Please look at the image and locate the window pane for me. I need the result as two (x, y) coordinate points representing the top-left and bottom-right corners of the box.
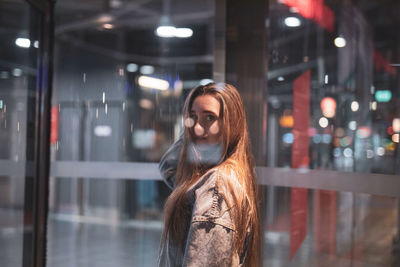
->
(48, 1), (215, 266)
(267, 0), (400, 174)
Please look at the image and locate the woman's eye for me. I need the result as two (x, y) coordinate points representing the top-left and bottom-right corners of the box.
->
(206, 115), (216, 122)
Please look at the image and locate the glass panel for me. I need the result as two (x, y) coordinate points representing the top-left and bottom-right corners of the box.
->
(0, 0), (43, 266)
(266, 0), (400, 175)
(262, 185), (399, 267)
(48, 0), (214, 266)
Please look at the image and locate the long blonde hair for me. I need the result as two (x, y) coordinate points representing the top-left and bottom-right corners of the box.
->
(163, 83), (261, 266)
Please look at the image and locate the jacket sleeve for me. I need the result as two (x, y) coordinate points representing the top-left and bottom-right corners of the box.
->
(158, 133), (183, 190)
(182, 173), (238, 267)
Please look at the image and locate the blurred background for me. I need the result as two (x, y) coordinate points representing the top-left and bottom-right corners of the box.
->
(1, 0), (399, 266)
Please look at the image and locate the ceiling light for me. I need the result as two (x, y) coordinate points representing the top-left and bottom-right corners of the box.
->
(103, 23), (114, 29)
(334, 37), (346, 48)
(140, 65), (155, 75)
(15, 38), (30, 48)
(277, 76), (285, 81)
(156, 26), (176, 38)
(284, 17), (301, 27)
(33, 40), (39, 48)
(12, 68), (22, 77)
(126, 63), (138, 72)
(138, 76), (169, 90)
(174, 28), (193, 38)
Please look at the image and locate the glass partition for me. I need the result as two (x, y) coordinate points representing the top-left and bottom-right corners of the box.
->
(0, 0), (47, 266)
(47, 0), (400, 266)
(48, 0), (214, 266)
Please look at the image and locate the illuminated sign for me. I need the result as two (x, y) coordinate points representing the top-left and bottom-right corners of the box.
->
(375, 90), (392, 102)
(281, 0), (334, 32)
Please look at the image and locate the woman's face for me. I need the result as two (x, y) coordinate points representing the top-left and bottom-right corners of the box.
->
(187, 94), (221, 145)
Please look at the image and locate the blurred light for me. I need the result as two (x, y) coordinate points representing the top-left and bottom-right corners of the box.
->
(102, 92), (105, 104)
(376, 147), (385, 156)
(138, 75), (169, 90)
(282, 132), (294, 144)
(324, 75), (328, 84)
(97, 14), (113, 23)
(348, 121), (357, 131)
(184, 117), (195, 128)
(140, 65), (155, 75)
(370, 101), (377, 110)
(335, 128), (344, 137)
(174, 28), (193, 38)
(103, 23), (114, 29)
(279, 115), (294, 128)
(0, 100), (3, 109)
(12, 68), (22, 77)
(33, 40), (39, 48)
(382, 138), (392, 147)
(200, 79), (213, 85)
(308, 127), (317, 137)
(110, 0), (122, 8)
(320, 97), (336, 118)
(319, 117), (329, 128)
(156, 26), (176, 38)
(133, 130), (155, 149)
(393, 134), (400, 143)
(387, 126), (394, 135)
(322, 134), (332, 144)
(284, 17), (301, 27)
(174, 80), (183, 91)
(343, 148), (353, 158)
(156, 26), (193, 38)
(0, 71), (9, 79)
(356, 126), (371, 139)
(375, 90), (392, 102)
(334, 37), (346, 48)
(139, 99), (154, 110)
(126, 63), (138, 72)
(277, 76), (285, 81)
(340, 136), (352, 147)
(370, 85), (375, 94)
(333, 148), (341, 157)
(105, 103), (108, 114)
(366, 150), (374, 159)
(15, 38), (30, 48)
(94, 125), (112, 137)
(313, 134), (321, 144)
(351, 101), (359, 112)
(393, 118), (400, 132)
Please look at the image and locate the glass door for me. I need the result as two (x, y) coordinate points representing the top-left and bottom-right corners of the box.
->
(0, 0), (52, 266)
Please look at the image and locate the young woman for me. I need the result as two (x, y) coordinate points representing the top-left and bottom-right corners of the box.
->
(158, 83), (260, 266)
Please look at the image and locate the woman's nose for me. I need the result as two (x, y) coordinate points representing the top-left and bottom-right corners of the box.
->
(194, 122), (205, 137)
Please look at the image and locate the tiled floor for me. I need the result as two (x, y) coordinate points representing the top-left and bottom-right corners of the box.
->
(1, 193), (400, 267)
